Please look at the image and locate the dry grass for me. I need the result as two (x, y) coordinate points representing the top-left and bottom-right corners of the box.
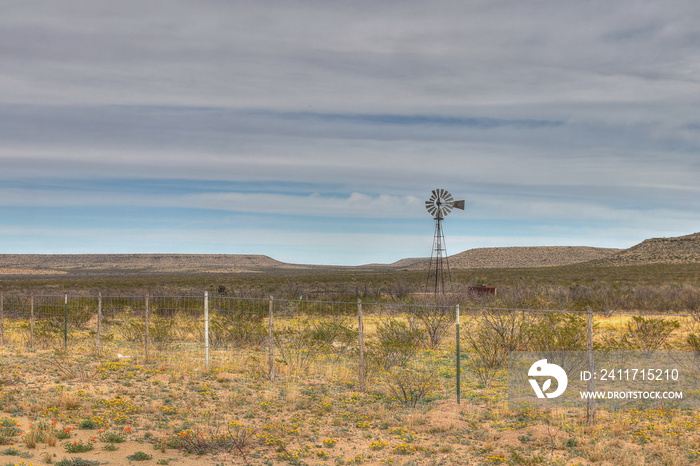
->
(0, 283), (699, 466)
(0, 308), (698, 465)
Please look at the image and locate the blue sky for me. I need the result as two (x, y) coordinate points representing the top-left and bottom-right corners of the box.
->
(1, 1), (699, 265)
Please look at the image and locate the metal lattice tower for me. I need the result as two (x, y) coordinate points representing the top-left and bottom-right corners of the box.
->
(425, 189), (465, 294)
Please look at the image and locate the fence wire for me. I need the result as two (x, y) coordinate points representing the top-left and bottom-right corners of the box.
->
(0, 292), (697, 401)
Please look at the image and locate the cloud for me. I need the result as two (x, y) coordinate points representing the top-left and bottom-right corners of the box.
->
(1, 104), (697, 194)
(2, 0), (698, 110)
(0, 184), (423, 219)
(1, 1), (699, 263)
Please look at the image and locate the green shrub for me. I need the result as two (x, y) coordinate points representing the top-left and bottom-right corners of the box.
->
(274, 323), (323, 374)
(115, 318), (145, 343)
(79, 419), (97, 430)
(384, 366), (440, 407)
(410, 303), (454, 349)
(0, 417), (21, 445)
(63, 439), (94, 453)
(149, 314), (176, 348)
(465, 309), (536, 385)
(687, 333), (700, 352)
(208, 311), (267, 348)
(98, 430), (128, 443)
(56, 458), (100, 466)
(605, 316), (680, 352)
(307, 318), (357, 358)
(370, 319), (424, 371)
(127, 451), (152, 461)
(1, 446), (22, 456)
(528, 312), (588, 352)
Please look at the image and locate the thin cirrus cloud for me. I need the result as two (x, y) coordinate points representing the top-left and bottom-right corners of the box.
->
(0, 185), (422, 220)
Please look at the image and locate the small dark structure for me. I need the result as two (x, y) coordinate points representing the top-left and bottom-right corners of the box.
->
(467, 286), (497, 297)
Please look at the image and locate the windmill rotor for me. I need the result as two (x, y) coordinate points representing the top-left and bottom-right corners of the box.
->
(425, 188), (465, 219)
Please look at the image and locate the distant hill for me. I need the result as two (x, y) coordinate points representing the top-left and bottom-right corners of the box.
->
(0, 254), (299, 275)
(406, 246), (621, 270)
(598, 232), (700, 265)
(387, 257), (427, 268)
(2, 232), (699, 275)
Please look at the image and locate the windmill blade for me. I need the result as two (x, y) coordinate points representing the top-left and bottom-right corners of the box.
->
(452, 200), (465, 210)
(425, 200), (437, 215)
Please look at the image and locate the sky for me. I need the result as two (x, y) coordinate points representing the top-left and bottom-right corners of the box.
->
(1, 0), (699, 266)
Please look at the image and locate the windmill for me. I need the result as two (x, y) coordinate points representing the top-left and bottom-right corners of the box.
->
(425, 189), (465, 294)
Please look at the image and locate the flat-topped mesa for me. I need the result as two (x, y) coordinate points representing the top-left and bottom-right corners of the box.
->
(407, 246), (621, 270)
(0, 254), (297, 275)
(599, 233), (700, 265)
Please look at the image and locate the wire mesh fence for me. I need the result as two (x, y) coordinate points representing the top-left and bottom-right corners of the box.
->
(1, 292), (697, 403)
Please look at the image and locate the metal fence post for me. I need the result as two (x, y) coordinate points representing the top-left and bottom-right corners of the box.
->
(144, 294), (150, 363)
(63, 293), (68, 350)
(358, 298), (366, 391)
(29, 295), (35, 351)
(97, 292), (102, 357)
(204, 291), (210, 371)
(0, 292), (4, 346)
(268, 296), (275, 382)
(456, 304), (461, 404)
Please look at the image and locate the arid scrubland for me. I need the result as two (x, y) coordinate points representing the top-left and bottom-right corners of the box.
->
(1, 274), (700, 465)
(0, 244), (700, 465)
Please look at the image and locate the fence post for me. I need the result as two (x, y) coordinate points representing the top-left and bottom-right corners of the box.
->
(204, 291), (210, 371)
(144, 294), (150, 363)
(357, 299), (366, 391)
(586, 306), (596, 425)
(30, 295), (35, 351)
(97, 292), (102, 357)
(63, 293), (68, 350)
(268, 296), (275, 382)
(456, 304), (461, 404)
(0, 292), (4, 346)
